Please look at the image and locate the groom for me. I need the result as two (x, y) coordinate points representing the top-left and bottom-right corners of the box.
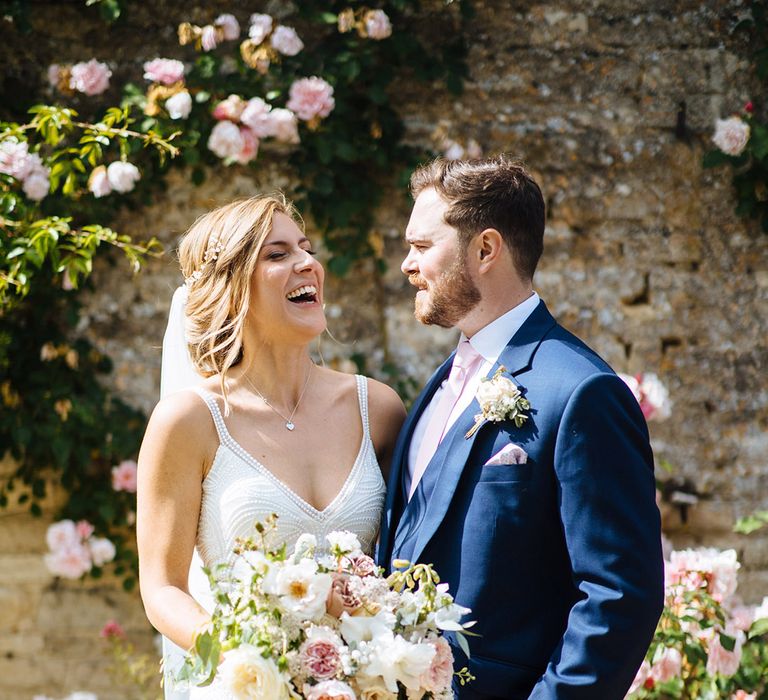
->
(378, 155), (664, 699)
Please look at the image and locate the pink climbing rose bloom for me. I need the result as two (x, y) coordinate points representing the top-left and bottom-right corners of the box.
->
(69, 59), (111, 95)
(287, 77), (335, 122)
(143, 58), (185, 85)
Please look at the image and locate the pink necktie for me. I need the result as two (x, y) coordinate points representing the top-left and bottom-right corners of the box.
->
(409, 340), (483, 499)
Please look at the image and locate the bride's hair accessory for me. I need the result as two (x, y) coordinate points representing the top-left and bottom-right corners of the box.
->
(185, 236), (223, 286)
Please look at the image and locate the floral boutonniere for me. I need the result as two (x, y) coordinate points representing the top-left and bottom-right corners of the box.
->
(465, 366), (531, 439)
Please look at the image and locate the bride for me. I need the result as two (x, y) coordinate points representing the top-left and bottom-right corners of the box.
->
(136, 194), (405, 698)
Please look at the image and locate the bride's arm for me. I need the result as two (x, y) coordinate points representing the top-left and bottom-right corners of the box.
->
(136, 391), (217, 651)
(367, 378), (407, 482)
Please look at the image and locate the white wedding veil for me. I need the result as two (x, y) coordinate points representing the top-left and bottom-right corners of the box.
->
(158, 285), (211, 699)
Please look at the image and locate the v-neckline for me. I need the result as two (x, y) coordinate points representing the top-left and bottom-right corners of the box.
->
(200, 384), (368, 518)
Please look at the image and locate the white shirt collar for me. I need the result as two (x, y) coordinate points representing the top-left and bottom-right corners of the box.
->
(462, 292), (540, 364)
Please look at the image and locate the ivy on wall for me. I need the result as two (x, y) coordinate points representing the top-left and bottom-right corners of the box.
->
(0, 1), (470, 587)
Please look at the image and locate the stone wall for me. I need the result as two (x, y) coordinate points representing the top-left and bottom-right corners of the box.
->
(1, 1), (767, 698)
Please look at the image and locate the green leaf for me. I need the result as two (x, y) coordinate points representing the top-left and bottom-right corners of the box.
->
(719, 632), (736, 652)
(734, 510), (768, 534)
(749, 616), (768, 638)
(702, 149), (731, 169)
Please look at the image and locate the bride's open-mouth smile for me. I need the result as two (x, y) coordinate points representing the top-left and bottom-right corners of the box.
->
(285, 283), (320, 306)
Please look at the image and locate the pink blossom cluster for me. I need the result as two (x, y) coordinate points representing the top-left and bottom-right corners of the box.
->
(286, 77), (335, 123)
(364, 9), (393, 40)
(44, 519), (116, 579)
(247, 13), (304, 57)
(69, 59), (112, 96)
(198, 13), (241, 52)
(208, 94), (300, 164)
(111, 459), (138, 493)
(143, 57), (192, 119)
(617, 372), (671, 422)
(88, 161), (141, 198)
(0, 138), (50, 201)
(713, 116), (751, 157)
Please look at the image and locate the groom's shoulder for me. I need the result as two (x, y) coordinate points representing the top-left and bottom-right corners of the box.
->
(536, 319), (615, 380)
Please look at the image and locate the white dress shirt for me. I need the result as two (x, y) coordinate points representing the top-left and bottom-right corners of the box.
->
(406, 292), (540, 486)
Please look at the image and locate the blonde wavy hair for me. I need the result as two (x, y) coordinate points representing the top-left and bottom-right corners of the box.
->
(179, 193), (301, 403)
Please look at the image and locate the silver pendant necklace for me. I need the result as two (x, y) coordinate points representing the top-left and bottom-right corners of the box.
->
(243, 363), (313, 431)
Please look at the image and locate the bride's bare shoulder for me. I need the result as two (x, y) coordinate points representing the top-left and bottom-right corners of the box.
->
(146, 389), (216, 444)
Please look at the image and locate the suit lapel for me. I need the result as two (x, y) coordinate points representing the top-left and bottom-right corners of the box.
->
(379, 353), (454, 566)
(404, 300), (558, 564)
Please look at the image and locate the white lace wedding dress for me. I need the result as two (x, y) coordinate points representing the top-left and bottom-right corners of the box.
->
(163, 375), (385, 699)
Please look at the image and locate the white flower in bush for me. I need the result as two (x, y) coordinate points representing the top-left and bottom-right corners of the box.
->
(0, 137), (34, 180)
(106, 161), (141, 193)
(208, 120), (244, 160)
(201, 24), (218, 51)
(271, 26), (304, 56)
(249, 13), (273, 43)
(713, 116), (750, 156)
(69, 59), (111, 96)
(268, 108), (300, 144)
(212, 94), (247, 121)
(88, 537), (116, 567)
(21, 156), (50, 201)
(220, 645), (292, 700)
(364, 10), (393, 40)
(88, 165), (111, 198)
(214, 13), (240, 41)
(165, 90), (192, 119)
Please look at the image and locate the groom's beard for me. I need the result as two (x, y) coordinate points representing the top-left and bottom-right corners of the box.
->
(410, 255), (481, 328)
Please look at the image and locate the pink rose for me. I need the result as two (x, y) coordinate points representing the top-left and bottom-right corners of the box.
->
(706, 629), (743, 677)
(212, 94), (247, 121)
(89, 536), (116, 567)
(326, 574), (362, 618)
(165, 90), (192, 119)
(215, 13), (240, 41)
(364, 10), (392, 40)
(420, 637), (454, 693)
(271, 26), (304, 56)
(299, 635), (343, 681)
(287, 77), (335, 122)
(45, 542), (92, 578)
(88, 165), (111, 198)
(106, 161), (140, 193)
(207, 120), (244, 160)
(46, 520), (80, 551)
(112, 459), (138, 493)
(69, 59), (111, 96)
(143, 58), (185, 85)
(730, 605), (755, 633)
(0, 138), (34, 180)
(240, 97), (274, 137)
(345, 552), (377, 577)
(268, 108), (300, 144)
(249, 13), (273, 43)
(236, 126), (259, 164)
(649, 646), (681, 683)
(304, 680), (355, 700)
(75, 520), (95, 540)
(732, 691), (757, 700)
(201, 25), (218, 51)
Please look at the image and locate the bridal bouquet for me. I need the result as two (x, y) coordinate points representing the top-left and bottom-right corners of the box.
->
(178, 515), (474, 699)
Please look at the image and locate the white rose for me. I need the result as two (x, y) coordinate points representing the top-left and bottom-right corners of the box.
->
(207, 120), (244, 160)
(165, 90), (192, 119)
(639, 372), (672, 421)
(46, 519), (79, 551)
(271, 26), (304, 56)
(712, 116), (750, 156)
(362, 633), (436, 692)
(327, 530), (361, 555)
(249, 13), (274, 44)
(754, 596), (768, 622)
(88, 537), (116, 566)
(291, 533), (317, 561)
(22, 163), (50, 201)
(88, 165), (112, 198)
(220, 645), (292, 700)
(268, 108), (300, 144)
(106, 161), (140, 193)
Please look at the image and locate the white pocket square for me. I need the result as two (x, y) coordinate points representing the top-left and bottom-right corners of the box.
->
(484, 443), (528, 466)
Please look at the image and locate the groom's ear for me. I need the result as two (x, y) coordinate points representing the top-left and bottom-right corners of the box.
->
(474, 228), (505, 273)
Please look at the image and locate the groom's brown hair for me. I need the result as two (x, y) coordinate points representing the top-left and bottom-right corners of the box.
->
(410, 154), (545, 280)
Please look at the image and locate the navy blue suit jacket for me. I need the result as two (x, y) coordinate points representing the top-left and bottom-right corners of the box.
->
(378, 301), (664, 699)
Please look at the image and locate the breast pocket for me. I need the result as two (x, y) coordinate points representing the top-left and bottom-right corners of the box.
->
(476, 462), (534, 483)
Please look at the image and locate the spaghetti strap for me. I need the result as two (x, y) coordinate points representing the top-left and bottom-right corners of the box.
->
(354, 375), (370, 440)
(190, 387), (227, 444)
